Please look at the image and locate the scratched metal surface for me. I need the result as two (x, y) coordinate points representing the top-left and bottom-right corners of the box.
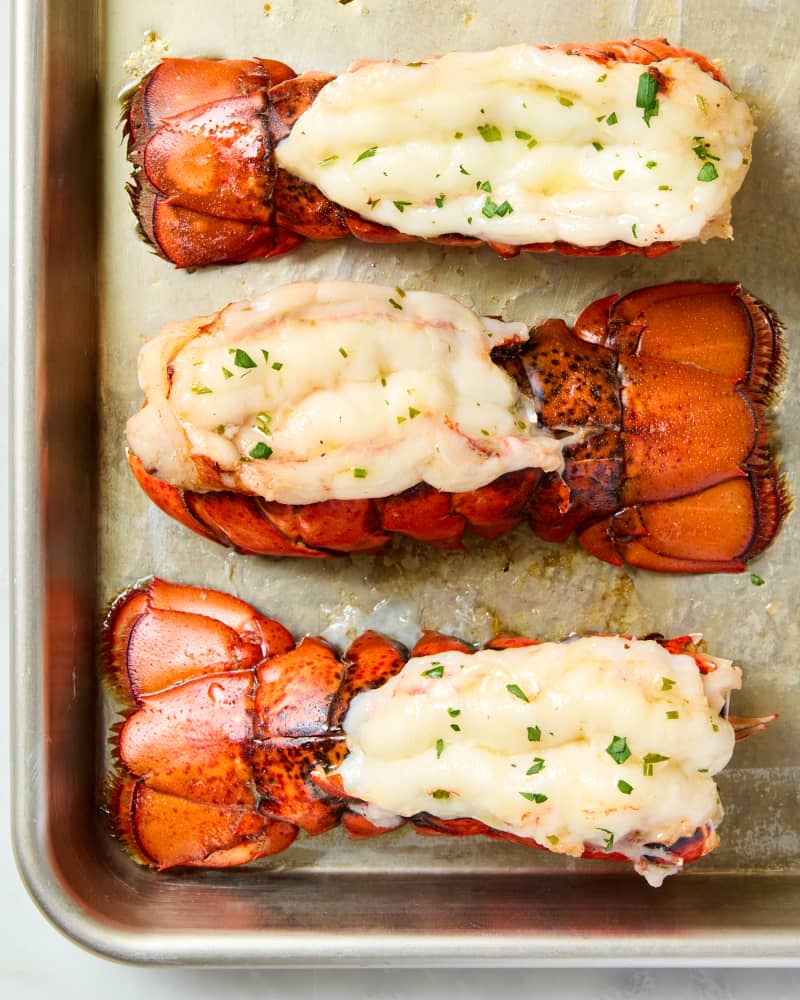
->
(43, 0), (792, 962)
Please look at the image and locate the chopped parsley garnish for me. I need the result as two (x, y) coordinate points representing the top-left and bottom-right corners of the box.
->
(338, 346), (348, 358)
(396, 415), (407, 424)
(631, 224), (638, 239)
(389, 298), (403, 310)
(221, 366), (233, 380)
(233, 348), (257, 369)
(526, 757), (545, 775)
(482, 197), (513, 218)
(215, 424), (226, 435)
(393, 200), (412, 212)
(459, 164), (470, 175)
(750, 573), (765, 586)
(597, 827), (615, 850)
(261, 349), (270, 364)
(435, 193), (446, 207)
(435, 738), (445, 759)
(592, 140), (603, 151)
(661, 677), (676, 691)
(406, 61), (423, 67)
(546, 834), (559, 845)
(380, 376), (387, 387)
(698, 768), (709, 773)
(646, 160), (657, 169)
(696, 94), (707, 112)
(693, 142), (720, 161)
(319, 154), (339, 166)
(697, 162), (718, 182)
(249, 442), (273, 460)
(430, 788), (451, 799)
(617, 779), (634, 795)
(477, 123), (502, 142)
(271, 361), (283, 371)
(354, 146), (377, 164)
(191, 383), (213, 395)
(642, 752), (670, 776)
(506, 684), (529, 703)
(557, 95), (574, 107)
(666, 710), (680, 720)
(606, 111), (618, 125)
(613, 169), (625, 181)
(450, 723), (461, 732)
(519, 791), (548, 803)
(454, 131), (464, 139)
(477, 179), (492, 192)
(353, 467), (368, 479)
(515, 129), (532, 141)
(255, 412), (272, 434)
(408, 407), (421, 419)
(635, 71), (660, 126)
(394, 286), (406, 298)
(448, 708), (461, 718)
(527, 726), (541, 742)
(597, 72), (608, 83)
(711, 721), (719, 732)
(605, 735), (631, 765)
(422, 662), (444, 679)
(367, 196), (381, 208)
(658, 184), (672, 191)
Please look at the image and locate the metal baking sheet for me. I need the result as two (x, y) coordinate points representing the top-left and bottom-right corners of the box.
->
(11, 0), (800, 966)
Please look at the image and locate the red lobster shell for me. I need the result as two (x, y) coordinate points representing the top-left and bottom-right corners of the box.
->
(124, 39), (746, 268)
(106, 579), (772, 876)
(129, 280), (787, 574)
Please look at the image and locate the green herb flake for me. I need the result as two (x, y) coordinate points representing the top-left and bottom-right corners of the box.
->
(597, 827), (615, 850)
(750, 573), (765, 586)
(459, 164), (470, 175)
(233, 348), (257, 370)
(605, 735), (631, 765)
(422, 662), (445, 679)
(526, 757), (545, 776)
(450, 723), (461, 732)
(661, 677), (676, 691)
(696, 93), (707, 112)
(221, 366), (233, 380)
(712, 721), (719, 732)
(592, 140), (604, 151)
(435, 193), (446, 207)
(448, 708), (461, 718)
(515, 129), (532, 141)
(631, 223), (638, 239)
(546, 834), (559, 845)
(697, 162), (719, 182)
(613, 168), (625, 181)
(271, 361), (283, 371)
(215, 424), (226, 435)
(527, 725), (541, 742)
(430, 789), (451, 800)
(393, 200), (412, 212)
(338, 346), (348, 358)
(506, 683), (529, 703)
(477, 179), (492, 192)
(389, 298), (403, 310)
(319, 154), (339, 166)
(698, 768), (709, 773)
(597, 73), (608, 83)
(354, 146), (377, 164)
(408, 407), (421, 419)
(352, 467), (368, 479)
(606, 111), (618, 125)
(646, 160), (657, 169)
(557, 95), (574, 107)
(477, 123), (503, 142)
(255, 412), (272, 434)
(406, 61), (423, 67)
(666, 710), (680, 720)
(642, 752), (670, 777)
(635, 71), (660, 126)
(367, 196), (381, 208)
(260, 349), (270, 364)
(519, 791), (548, 803)
(527, 137), (538, 149)
(658, 184), (672, 191)
(380, 376), (387, 387)
(454, 131), (464, 139)
(396, 415), (407, 424)
(435, 738), (445, 759)
(191, 383), (213, 395)
(617, 779), (634, 795)
(249, 442), (273, 460)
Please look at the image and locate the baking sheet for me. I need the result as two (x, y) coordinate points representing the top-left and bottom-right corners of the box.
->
(13, 0), (800, 968)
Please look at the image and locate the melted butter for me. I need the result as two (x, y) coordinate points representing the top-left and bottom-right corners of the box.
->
(276, 45), (753, 247)
(127, 281), (564, 504)
(336, 637), (740, 881)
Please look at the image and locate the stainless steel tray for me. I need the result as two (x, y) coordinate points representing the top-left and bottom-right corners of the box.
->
(11, 0), (800, 966)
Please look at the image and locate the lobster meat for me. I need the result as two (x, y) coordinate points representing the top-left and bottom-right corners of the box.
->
(106, 579), (773, 883)
(125, 40), (754, 268)
(127, 279), (786, 573)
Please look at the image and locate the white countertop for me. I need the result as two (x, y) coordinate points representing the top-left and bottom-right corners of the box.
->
(1, 3), (797, 995)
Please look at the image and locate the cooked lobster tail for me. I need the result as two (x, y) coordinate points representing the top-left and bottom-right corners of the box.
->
(106, 580), (759, 876)
(128, 281), (786, 573)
